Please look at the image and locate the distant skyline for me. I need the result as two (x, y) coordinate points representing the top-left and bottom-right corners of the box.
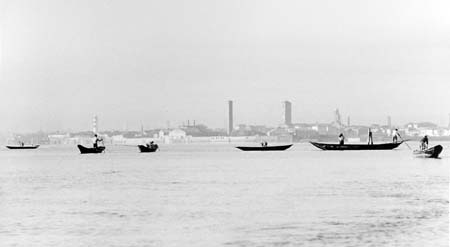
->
(1, 0), (449, 132)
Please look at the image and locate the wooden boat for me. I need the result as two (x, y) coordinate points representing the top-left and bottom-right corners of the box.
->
(77, 145), (105, 154)
(138, 144), (158, 153)
(413, 145), (443, 158)
(6, 145), (40, 150)
(310, 141), (403, 151)
(235, 144), (293, 151)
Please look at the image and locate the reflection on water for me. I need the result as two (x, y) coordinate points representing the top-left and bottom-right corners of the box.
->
(0, 143), (448, 246)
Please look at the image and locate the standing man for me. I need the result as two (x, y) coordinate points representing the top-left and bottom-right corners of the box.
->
(93, 134), (103, 148)
(420, 135), (429, 150)
(368, 128), (373, 145)
(338, 133), (345, 145)
(392, 128), (401, 143)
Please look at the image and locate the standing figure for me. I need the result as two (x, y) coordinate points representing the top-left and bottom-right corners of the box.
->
(368, 128), (373, 145)
(93, 134), (103, 148)
(392, 129), (401, 143)
(338, 133), (345, 145)
(420, 135), (429, 150)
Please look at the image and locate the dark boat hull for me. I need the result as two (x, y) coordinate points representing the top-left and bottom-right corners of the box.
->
(138, 145), (158, 153)
(77, 145), (105, 154)
(6, 145), (40, 150)
(413, 145), (443, 158)
(236, 144), (293, 151)
(310, 141), (402, 151)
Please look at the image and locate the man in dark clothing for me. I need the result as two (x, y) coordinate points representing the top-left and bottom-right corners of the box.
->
(338, 133), (345, 145)
(420, 135), (429, 150)
(368, 128), (373, 145)
(93, 134), (103, 148)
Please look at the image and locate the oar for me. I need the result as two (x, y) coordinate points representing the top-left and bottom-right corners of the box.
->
(400, 136), (412, 150)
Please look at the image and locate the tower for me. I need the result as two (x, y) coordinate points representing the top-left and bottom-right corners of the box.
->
(228, 100), (233, 135)
(92, 115), (98, 134)
(387, 116), (392, 128)
(334, 109), (342, 126)
(282, 101), (292, 126)
(347, 116), (350, 126)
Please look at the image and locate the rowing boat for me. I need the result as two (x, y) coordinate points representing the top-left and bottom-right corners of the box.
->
(310, 141), (403, 151)
(235, 144), (293, 151)
(77, 145), (105, 154)
(413, 145), (443, 158)
(138, 144), (158, 153)
(6, 145), (40, 150)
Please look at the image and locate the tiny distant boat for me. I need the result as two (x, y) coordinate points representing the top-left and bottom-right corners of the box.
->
(310, 141), (403, 151)
(6, 145), (40, 150)
(413, 145), (443, 158)
(235, 144), (293, 151)
(77, 145), (105, 154)
(138, 144), (159, 153)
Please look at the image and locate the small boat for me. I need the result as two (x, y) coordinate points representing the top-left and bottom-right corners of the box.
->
(310, 141), (403, 151)
(235, 144), (293, 151)
(413, 145), (443, 158)
(6, 145), (40, 150)
(138, 144), (159, 153)
(77, 145), (105, 154)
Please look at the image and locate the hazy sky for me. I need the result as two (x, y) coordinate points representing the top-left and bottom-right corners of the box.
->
(1, 0), (449, 132)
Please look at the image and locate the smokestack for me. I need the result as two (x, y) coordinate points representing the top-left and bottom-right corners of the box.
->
(228, 100), (233, 135)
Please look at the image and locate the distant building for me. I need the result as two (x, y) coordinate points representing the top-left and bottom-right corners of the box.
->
(228, 100), (233, 135)
(282, 101), (292, 126)
(387, 116), (392, 128)
(347, 116), (350, 126)
(92, 115), (98, 134)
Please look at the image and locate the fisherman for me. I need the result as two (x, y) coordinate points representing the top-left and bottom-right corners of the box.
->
(338, 133), (345, 145)
(93, 134), (103, 148)
(265, 141), (268, 147)
(392, 128), (401, 143)
(368, 128), (373, 145)
(420, 135), (429, 150)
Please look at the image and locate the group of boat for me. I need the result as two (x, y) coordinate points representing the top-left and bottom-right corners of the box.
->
(236, 141), (443, 158)
(5, 140), (444, 158)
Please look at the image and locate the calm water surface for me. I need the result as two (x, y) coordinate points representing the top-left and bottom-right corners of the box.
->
(0, 143), (448, 246)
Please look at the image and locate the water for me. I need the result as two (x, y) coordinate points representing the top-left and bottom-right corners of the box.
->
(0, 143), (448, 247)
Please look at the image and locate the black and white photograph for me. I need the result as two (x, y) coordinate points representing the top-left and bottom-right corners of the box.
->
(0, 0), (449, 246)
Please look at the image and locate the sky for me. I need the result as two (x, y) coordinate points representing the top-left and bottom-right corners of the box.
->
(1, 0), (449, 132)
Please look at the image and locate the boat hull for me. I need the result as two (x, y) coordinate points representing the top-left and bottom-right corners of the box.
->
(413, 145), (443, 158)
(310, 141), (402, 151)
(138, 145), (158, 153)
(6, 145), (40, 150)
(235, 144), (293, 151)
(77, 145), (105, 154)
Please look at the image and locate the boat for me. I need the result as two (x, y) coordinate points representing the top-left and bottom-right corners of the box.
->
(310, 141), (403, 151)
(6, 145), (40, 150)
(413, 145), (443, 158)
(77, 145), (105, 154)
(235, 144), (293, 151)
(138, 144), (158, 153)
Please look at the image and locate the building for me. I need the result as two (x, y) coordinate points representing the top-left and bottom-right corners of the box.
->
(282, 101), (292, 126)
(228, 100), (233, 135)
(92, 115), (98, 134)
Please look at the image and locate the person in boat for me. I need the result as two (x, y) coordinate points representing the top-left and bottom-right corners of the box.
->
(338, 133), (345, 145)
(21, 142), (24, 147)
(392, 129), (401, 143)
(368, 128), (373, 145)
(93, 134), (103, 148)
(420, 135), (429, 150)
